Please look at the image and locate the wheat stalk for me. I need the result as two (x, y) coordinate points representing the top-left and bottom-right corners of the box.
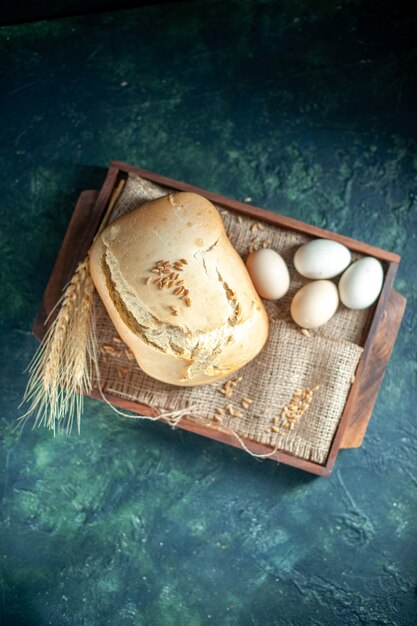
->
(19, 179), (125, 434)
(19, 257), (95, 433)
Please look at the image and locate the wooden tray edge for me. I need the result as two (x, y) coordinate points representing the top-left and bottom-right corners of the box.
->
(88, 389), (332, 476)
(340, 288), (406, 448)
(112, 160), (401, 264)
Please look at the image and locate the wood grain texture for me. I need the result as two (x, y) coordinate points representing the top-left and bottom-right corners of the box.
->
(32, 164), (406, 475)
(340, 288), (407, 448)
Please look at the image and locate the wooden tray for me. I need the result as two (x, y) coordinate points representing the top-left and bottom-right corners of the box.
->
(33, 162), (406, 476)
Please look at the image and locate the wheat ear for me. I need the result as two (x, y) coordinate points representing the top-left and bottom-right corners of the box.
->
(19, 179), (125, 434)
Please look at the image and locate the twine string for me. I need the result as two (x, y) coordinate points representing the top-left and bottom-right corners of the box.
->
(95, 380), (281, 460)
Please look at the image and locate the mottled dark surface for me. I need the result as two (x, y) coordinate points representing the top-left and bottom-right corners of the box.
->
(1, 1), (416, 624)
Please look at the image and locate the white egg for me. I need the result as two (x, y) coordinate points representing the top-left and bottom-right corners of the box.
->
(246, 248), (290, 300)
(339, 257), (384, 310)
(291, 280), (339, 329)
(294, 238), (351, 279)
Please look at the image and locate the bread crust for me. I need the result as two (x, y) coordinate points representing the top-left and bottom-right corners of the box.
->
(90, 192), (268, 386)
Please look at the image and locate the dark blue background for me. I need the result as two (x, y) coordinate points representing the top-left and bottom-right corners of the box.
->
(1, 1), (416, 624)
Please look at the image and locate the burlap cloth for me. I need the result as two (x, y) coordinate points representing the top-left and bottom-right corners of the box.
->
(92, 174), (368, 464)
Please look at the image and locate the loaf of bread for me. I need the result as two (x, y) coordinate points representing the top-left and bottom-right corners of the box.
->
(90, 191), (268, 386)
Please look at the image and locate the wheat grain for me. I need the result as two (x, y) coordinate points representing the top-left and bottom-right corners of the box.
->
(271, 385), (320, 437)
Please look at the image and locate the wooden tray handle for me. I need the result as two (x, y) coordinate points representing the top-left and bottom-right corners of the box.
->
(340, 287), (406, 449)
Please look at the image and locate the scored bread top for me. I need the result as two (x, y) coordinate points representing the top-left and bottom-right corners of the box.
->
(100, 192), (261, 333)
(90, 191), (268, 383)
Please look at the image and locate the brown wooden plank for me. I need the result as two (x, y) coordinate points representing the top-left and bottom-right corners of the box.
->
(32, 190), (99, 340)
(112, 160), (401, 263)
(340, 288), (406, 448)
